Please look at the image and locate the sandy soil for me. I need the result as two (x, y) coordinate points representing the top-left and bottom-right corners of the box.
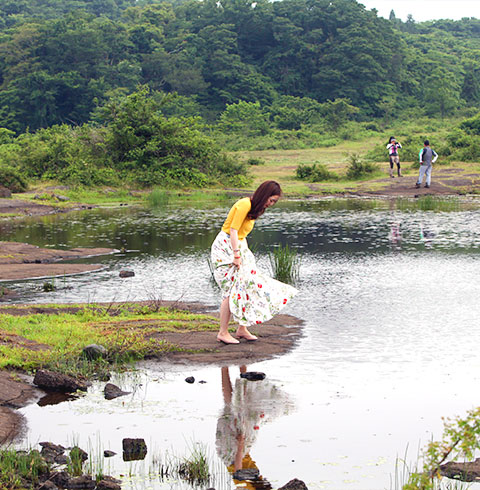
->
(0, 301), (303, 443)
(0, 241), (116, 281)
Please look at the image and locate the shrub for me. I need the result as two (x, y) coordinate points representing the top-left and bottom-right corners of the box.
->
(0, 166), (28, 192)
(296, 163), (338, 182)
(346, 153), (379, 179)
(246, 157), (265, 166)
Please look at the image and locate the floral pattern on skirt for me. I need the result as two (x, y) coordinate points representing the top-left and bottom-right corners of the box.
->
(210, 231), (298, 327)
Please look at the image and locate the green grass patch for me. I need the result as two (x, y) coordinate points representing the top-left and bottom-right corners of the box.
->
(0, 448), (49, 490)
(0, 304), (219, 375)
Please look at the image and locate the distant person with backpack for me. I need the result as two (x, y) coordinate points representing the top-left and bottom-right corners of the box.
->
(415, 140), (438, 189)
(386, 136), (402, 178)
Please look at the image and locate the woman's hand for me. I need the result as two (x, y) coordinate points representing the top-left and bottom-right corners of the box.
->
(233, 255), (242, 268)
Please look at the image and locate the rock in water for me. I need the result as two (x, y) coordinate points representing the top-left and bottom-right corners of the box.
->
(240, 371), (266, 381)
(278, 478), (309, 490)
(119, 270), (135, 278)
(104, 383), (131, 400)
(122, 438), (147, 461)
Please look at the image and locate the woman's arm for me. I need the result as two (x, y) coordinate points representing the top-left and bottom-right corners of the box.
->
(230, 228), (241, 268)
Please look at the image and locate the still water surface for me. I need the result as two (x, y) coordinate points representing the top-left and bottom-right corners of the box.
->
(4, 198), (480, 489)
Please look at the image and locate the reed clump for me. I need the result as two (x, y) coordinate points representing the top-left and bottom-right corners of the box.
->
(269, 244), (300, 284)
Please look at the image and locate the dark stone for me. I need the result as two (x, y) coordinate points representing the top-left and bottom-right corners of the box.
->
(185, 376), (195, 384)
(233, 468), (260, 480)
(104, 450), (116, 458)
(0, 186), (12, 198)
(82, 344), (107, 361)
(33, 369), (90, 393)
(51, 471), (71, 488)
(39, 442), (66, 454)
(41, 480), (58, 490)
(122, 438), (147, 461)
(104, 383), (131, 400)
(439, 459), (480, 482)
(119, 270), (135, 278)
(278, 478), (309, 490)
(70, 446), (88, 463)
(65, 475), (96, 489)
(240, 371), (266, 381)
(54, 454), (69, 465)
(96, 477), (122, 490)
(40, 442), (66, 463)
(199, 380), (207, 384)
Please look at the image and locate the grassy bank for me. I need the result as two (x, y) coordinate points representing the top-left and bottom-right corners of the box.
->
(0, 303), (219, 377)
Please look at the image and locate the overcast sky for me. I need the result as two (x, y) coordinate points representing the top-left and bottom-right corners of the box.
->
(358, 0), (479, 22)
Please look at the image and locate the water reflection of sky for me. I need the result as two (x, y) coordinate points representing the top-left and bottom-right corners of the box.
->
(6, 198), (480, 489)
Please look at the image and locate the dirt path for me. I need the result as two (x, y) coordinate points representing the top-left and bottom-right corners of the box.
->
(0, 241), (116, 281)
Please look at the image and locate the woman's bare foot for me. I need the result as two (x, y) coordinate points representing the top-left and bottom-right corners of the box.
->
(217, 334), (240, 344)
(235, 327), (258, 341)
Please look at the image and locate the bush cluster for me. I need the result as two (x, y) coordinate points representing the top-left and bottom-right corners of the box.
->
(0, 88), (249, 189)
(345, 154), (379, 179)
(0, 165), (28, 192)
(296, 163), (339, 182)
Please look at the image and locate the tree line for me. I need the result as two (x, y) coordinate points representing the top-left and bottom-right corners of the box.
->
(0, 0), (479, 188)
(0, 0), (478, 133)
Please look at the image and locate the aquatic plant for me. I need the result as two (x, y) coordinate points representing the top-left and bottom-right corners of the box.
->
(177, 444), (210, 486)
(146, 188), (170, 207)
(395, 196), (461, 212)
(398, 406), (480, 489)
(269, 244), (300, 284)
(0, 448), (48, 489)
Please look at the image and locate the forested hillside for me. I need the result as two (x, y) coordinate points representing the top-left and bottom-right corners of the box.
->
(0, 0), (479, 132)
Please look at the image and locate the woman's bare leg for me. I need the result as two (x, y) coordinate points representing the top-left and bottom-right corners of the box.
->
(217, 297), (239, 344)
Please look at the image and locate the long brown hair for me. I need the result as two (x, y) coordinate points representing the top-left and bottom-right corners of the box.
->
(248, 180), (282, 219)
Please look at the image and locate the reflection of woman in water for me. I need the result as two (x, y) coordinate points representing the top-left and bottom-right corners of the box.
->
(216, 366), (292, 487)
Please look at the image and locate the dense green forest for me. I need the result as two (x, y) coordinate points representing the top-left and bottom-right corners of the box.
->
(0, 0), (479, 187)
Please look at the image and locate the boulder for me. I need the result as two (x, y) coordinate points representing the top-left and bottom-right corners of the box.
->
(50, 471), (70, 488)
(33, 370), (90, 393)
(82, 344), (107, 361)
(96, 477), (122, 490)
(439, 459), (480, 482)
(122, 438), (147, 461)
(40, 442), (66, 463)
(70, 446), (88, 463)
(65, 475), (96, 489)
(278, 478), (308, 490)
(104, 383), (131, 400)
(41, 481), (58, 490)
(119, 270), (135, 278)
(240, 372), (266, 381)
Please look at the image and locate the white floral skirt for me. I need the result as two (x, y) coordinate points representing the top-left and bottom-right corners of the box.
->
(210, 231), (298, 327)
